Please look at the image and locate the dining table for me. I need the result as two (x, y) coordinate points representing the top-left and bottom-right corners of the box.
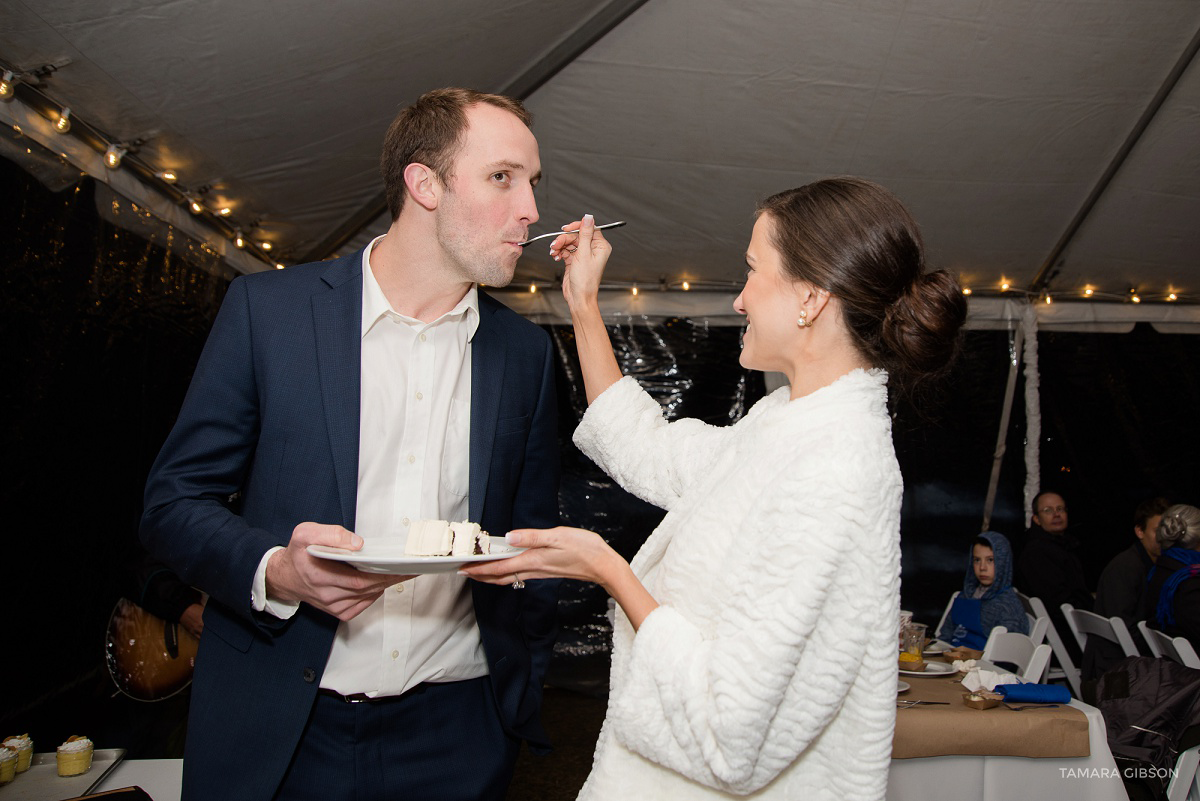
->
(887, 657), (1127, 801)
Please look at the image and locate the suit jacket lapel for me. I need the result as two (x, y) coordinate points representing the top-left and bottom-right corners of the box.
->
(470, 294), (505, 523)
(312, 253), (363, 529)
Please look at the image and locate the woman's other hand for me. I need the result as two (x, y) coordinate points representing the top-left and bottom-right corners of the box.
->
(551, 214), (611, 311)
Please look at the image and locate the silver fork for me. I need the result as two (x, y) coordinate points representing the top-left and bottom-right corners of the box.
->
(896, 700), (950, 708)
(1003, 702), (1061, 711)
(519, 221), (626, 246)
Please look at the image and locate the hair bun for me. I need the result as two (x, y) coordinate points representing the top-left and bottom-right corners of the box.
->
(880, 270), (968, 387)
(1159, 512), (1189, 546)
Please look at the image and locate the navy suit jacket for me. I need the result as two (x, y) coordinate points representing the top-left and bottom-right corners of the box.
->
(141, 250), (560, 800)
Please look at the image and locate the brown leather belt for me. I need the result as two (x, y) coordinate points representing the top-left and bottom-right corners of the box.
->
(318, 684), (428, 704)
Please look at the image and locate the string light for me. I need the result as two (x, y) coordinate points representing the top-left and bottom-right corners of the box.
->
(962, 287), (972, 296)
(0, 71), (15, 102)
(53, 107), (71, 134)
(276, 263), (285, 270)
(1168, 293), (1178, 302)
(103, 144), (125, 169)
(1000, 281), (1010, 292)
(631, 284), (639, 296)
(260, 241), (272, 251)
(188, 198), (203, 214)
(234, 230), (245, 249)
(159, 170), (177, 183)
(681, 281), (690, 291)
(1131, 294), (1141, 304)
(218, 207), (232, 217)
(1044, 294), (1052, 305)
(1084, 288), (1094, 297)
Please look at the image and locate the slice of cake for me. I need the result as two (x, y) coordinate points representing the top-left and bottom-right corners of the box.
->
(2, 734), (32, 773)
(405, 520), (452, 556)
(449, 521), (490, 556)
(56, 735), (93, 777)
(406, 519), (491, 556)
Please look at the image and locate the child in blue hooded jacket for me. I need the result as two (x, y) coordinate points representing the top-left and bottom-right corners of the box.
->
(937, 531), (1029, 649)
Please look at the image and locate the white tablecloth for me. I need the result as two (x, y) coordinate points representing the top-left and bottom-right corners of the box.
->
(887, 698), (1126, 801)
(94, 758), (183, 801)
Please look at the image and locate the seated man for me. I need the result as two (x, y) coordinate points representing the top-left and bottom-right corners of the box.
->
(938, 531), (1028, 649)
(1084, 497), (1169, 680)
(1018, 490), (1092, 660)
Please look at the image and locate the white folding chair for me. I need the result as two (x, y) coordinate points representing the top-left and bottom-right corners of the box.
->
(1164, 745), (1200, 801)
(1017, 592), (1081, 696)
(982, 626), (1053, 683)
(1027, 614), (1049, 645)
(1061, 603), (1139, 658)
(934, 591), (959, 641)
(1138, 620), (1200, 668)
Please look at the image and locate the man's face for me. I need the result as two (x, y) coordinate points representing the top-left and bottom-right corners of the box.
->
(972, 543), (996, 587)
(1136, 514), (1163, 561)
(1033, 493), (1068, 534)
(434, 103), (541, 287)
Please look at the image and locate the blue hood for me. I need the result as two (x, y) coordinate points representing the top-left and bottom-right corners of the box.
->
(963, 530), (1015, 600)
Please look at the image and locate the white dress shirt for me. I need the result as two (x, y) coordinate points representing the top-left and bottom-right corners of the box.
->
(253, 236), (488, 696)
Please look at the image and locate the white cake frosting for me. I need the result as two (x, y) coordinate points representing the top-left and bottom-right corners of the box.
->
(2, 735), (30, 751)
(0, 748), (15, 764)
(406, 519), (490, 556)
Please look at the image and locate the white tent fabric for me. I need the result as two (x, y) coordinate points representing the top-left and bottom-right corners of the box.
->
(2, 0), (1198, 313)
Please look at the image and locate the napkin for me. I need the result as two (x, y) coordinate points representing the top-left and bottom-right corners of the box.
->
(958, 664), (1022, 692)
(994, 683), (1072, 703)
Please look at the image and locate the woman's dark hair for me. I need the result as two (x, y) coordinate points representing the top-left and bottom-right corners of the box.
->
(756, 177), (967, 402)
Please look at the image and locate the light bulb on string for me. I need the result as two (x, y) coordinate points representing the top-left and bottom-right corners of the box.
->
(54, 107), (71, 134)
(529, 283), (537, 293)
(1084, 288), (1094, 297)
(159, 171), (177, 183)
(218, 207), (232, 217)
(276, 263), (285, 270)
(1168, 293), (1178, 302)
(103, 144), (125, 169)
(681, 281), (690, 291)
(189, 198), (203, 214)
(260, 241), (272, 251)
(962, 287), (972, 296)
(631, 284), (639, 296)
(1000, 281), (1010, 292)
(234, 230), (245, 249)
(0, 71), (15, 101)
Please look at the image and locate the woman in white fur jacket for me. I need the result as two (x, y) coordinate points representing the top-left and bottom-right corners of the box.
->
(464, 178), (967, 800)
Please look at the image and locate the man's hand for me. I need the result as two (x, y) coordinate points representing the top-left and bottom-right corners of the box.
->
(179, 601), (206, 638)
(266, 522), (414, 621)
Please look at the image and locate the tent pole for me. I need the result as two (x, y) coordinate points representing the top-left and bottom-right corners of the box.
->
(1029, 21), (1200, 293)
(300, 0), (653, 263)
(982, 322), (1024, 530)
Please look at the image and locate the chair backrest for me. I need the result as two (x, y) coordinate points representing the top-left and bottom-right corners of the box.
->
(1017, 591), (1081, 696)
(1028, 614), (1049, 646)
(1061, 603), (1139, 657)
(1138, 620), (1200, 669)
(935, 591), (960, 640)
(982, 626), (1053, 683)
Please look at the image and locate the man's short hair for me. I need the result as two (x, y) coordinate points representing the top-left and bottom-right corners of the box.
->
(1032, 490), (1065, 515)
(380, 88), (532, 220)
(1133, 496), (1171, 530)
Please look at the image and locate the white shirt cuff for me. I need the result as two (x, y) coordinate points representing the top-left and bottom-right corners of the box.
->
(252, 546), (300, 619)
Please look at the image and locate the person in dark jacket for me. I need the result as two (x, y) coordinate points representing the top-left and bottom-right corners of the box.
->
(1018, 490), (1092, 659)
(1084, 497), (1170, 680)
(938, 531), (1029, 649)
(1144, 504), (1200, 651)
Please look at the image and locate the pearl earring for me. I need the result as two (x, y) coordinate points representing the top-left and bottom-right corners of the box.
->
(797, 309), (812, 328)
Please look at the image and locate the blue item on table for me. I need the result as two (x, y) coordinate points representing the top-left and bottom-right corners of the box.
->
(994, 683), (1071, 703)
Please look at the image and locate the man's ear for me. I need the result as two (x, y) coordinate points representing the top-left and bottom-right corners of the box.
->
(404, 163), (440, 212)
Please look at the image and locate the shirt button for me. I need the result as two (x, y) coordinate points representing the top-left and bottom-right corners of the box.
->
(395, 583), (405, 593)
(391, 650), (399, 660)
(407, 454), (416, 463)
(419, 333), (427, 342)
(415, 391), (423, 400)
(402, 517), (410, 527)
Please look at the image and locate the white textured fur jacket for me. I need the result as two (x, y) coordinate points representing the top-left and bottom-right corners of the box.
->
(573, 369), (901, 800)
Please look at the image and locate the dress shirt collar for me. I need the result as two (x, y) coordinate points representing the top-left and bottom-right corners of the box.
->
(361, 235), (480, 341)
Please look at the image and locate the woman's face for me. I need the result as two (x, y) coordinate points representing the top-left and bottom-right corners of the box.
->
(733, 215), (804, 374)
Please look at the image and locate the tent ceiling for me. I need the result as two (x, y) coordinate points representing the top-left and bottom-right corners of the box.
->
(3, 0), (1198, 304)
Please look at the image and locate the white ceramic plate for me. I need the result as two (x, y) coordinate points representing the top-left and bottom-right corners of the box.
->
(897, 680), (911, 694)
(899, 661), (958, 677)
(307, 536), (524, 574)
(923, 641), (952, 655)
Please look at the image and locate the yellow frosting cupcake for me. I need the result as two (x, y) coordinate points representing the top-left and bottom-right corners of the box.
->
(2, 734), (32, 773)
(0, 745), (16, 785)
(56, 735), (93, 777)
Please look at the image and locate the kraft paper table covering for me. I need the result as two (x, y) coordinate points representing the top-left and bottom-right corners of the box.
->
(892, 671), (1090, 759)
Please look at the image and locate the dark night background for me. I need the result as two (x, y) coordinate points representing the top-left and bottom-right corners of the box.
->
(3, 154), (1199, 758)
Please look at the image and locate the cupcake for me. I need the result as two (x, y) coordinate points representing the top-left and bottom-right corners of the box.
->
(0, 746), (16, 785)
(2, 734), (32, 773)
(56, 735), (94, 777)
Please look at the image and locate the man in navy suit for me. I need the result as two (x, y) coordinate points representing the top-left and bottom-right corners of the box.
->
(141, 88), (559, 801)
